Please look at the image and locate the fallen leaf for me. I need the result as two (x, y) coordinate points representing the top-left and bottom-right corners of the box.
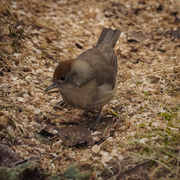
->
(128, 31), (148, 44)
(58, 125), (94, 147)
(0, 143), (21, 167)
(165, 29), (180, 39)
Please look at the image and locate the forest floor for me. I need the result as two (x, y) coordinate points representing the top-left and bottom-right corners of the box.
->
(0, 0), (180, 179)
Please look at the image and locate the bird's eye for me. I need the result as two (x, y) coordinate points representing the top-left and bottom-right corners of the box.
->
(60, 76), (66, 81)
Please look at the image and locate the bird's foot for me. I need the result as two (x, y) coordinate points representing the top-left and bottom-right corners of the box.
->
(90, 108), (102, 128)
(53, 100), (67, 110)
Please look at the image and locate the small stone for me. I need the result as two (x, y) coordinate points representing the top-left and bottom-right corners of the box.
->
(25, 75), (32, 81)
(110, 100), (119, 105)
(118, 155), (124, 161)
(91, 145), (100, 154)
(120, 32), (127, 39)
(17, 97), (24, 102)
(34, 108), (41, 114)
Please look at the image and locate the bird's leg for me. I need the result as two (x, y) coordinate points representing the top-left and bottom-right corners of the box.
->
(82, 110), (94, 118)
(53, 100), (67, 110)
(57, 100), (66, 107)
(90, 108), (102, 127)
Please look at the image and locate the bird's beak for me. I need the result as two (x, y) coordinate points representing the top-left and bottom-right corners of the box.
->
(44, 83), (58, 92)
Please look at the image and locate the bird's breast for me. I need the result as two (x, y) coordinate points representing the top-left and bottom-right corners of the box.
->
(59, 78), (117, 111)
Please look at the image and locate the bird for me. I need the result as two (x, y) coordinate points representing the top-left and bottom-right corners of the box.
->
(45, 28), (121, 126)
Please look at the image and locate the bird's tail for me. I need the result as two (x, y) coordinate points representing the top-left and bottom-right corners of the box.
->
(95, 28), (121, 48)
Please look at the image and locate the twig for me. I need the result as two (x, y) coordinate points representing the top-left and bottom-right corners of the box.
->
(176, 149), (180, 178)
(22, 34), (57, 61)
(117, 160), (151, 178)
(131, 152), (172, 172)
(0, 15), (57, 61)
(0, 14), (13, 26)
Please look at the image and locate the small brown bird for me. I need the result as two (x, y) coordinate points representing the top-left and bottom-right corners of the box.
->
(45, 28), (121, 126)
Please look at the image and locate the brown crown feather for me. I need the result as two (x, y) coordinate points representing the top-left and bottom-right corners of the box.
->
(53, 59), (76, 82)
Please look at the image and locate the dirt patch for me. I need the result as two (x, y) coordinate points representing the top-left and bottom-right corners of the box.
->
(0, 0), (179, 179)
